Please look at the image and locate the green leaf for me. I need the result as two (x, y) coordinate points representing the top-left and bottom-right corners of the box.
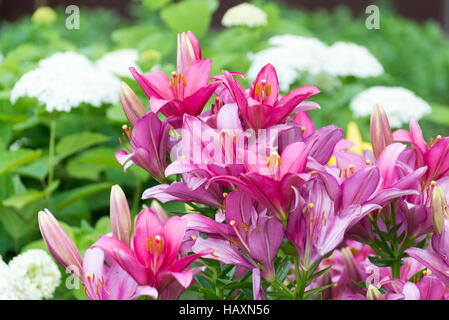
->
(0, 149), (41, 175)
(13, 158), (49, 180)
(142, 0), (171, 11)
(424, 104), (449, 126)
(106, 104), (127, 123)
(160, 0), (216, 37)
(0, 122), (11, 150)
(2, 180), (59, 210)
(55, 132), (109, 161)
(303, 283), (334, 300)
(66, 159), (104, 180)
(51, 182), (113, 211)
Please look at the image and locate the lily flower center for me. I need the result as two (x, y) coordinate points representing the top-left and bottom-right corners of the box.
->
(83, 272), (109, 299)
(254, 79), (272, 104)
(169, 71), (187, 100)
(118, 124), (134, 153)
(266, 151), (281, 178)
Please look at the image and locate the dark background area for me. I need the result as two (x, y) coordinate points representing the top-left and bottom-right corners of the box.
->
(1, 0), (449, 32)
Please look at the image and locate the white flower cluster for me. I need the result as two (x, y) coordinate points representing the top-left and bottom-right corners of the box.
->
(10, 52), (120, 112)
(96, 49), (139, 78)
(325, 42), (384, 78)
(0, 249), (61, 300)
(248, 34), (384, 91)
(222, 3), (267, 28)
(350, 86), (431, 128)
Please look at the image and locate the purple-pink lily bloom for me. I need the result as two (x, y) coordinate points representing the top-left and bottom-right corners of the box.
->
(93, 208), (213, 298)
(116, 111), (171, 182)
(38, 185), (158, 300)
(221, 64), (320, 132)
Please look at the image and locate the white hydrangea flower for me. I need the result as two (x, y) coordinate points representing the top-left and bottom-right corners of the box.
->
(350, 86), (431, 128)
(222, 3), (267, 28)
(10, 52), (120, 112)
(0, 257), (20, 300)
(96, 49), (140, 78)
(7, 249), (61, 300)
(248, 34), (383, 91)
(248, 35), (329, 91)
(325, 42), (383, 78)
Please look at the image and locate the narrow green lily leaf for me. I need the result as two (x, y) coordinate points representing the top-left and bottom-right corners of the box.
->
(55, 132), (109, 161)
(0, 149), (41, 175)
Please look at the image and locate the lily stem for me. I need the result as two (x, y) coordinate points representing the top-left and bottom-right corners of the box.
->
(48, 119), (56, 188)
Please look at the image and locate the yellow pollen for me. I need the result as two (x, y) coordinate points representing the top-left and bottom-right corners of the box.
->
(266, 84), (272, 96)
(311, 170), (317, 174)
(181, 75), (187, 87)
(348, 164), (354, 169)
(221, 129), (227, 135)
(261, 79), (266, 85)
(85, 273), (92, 279)
(230, 220), (236, 226)
(301, 127), (306, 132)
(308, 203), (314, 209)
(191, 235), (197, 241)
(423, 270), (428, 275)
(211, 252), (219, 258)
(365, 160), (371, 165)
(223, 192), (228, 198)
(122, 124), (128, 130)
(155, 235), (161, 242)
(171, 71), (177, 77)
(431, 181), (436, 186)
(147, 236), (154, 253)
(255, 83), (261, 97)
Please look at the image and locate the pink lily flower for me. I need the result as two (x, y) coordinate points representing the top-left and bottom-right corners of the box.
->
(177, 31), (202, 73)
(405, 187), (449, 287)
(93, 208), (213, 298)
(221, 65), (320, 131)
(38, 185), (158, 300)
(372, 258), (448, 300)
(116, 111), (171, 182)
(207, 139), (318, 222)
(129, 31), (220, 118)
(286, 176), (381, 269)
(82, 247), (158, 300)
(187, 190), (284, 280)
(394, 117), (449, 184)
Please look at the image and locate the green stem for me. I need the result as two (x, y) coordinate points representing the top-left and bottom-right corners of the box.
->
(298, 268), (308, 300)
(48, 119), (56, 188)
(293, 258), (301, 298)
(392, 260), (401, 279)
(271, 279), (294, 299)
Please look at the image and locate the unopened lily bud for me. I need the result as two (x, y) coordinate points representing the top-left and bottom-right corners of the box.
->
(150, 200), (169, 223)
(177, 31), (202, 73)
(370, 104), (393, 158)
(110, 185), (132, 246)
(431, 187), (449, 236)
(38, 209), (83, 278)
(366, 285), (384, 300)
(119, 82), (146, 126)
